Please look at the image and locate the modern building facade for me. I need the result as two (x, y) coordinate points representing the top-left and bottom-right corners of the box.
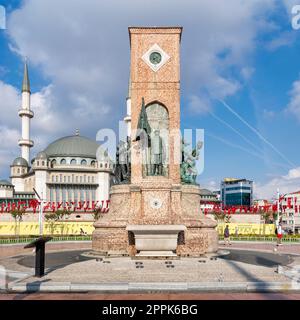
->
(280, 191), (300, 233)
(221, 178), (253, 208)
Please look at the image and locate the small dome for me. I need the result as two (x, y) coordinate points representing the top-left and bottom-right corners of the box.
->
(200, 189), (215, 196)
(12, 157), (28, 167)
(0, 179), (13, 186)
(36, 151), (48, 160)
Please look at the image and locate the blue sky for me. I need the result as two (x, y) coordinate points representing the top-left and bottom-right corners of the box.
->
(0, 0), (300, 200)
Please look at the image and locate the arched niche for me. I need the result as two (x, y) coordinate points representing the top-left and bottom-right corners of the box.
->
(145, 102), (169, 176)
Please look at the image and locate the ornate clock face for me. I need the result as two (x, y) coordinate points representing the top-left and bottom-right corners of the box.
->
(149, 52), (162, 65)
(142, 44), (170, 72)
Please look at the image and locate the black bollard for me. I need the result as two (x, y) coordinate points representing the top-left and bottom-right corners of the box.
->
(24, 236), (52, 277)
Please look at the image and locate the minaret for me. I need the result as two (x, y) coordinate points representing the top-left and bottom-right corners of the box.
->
(18, 61), (34, 164)
(123, 72), (131, 137)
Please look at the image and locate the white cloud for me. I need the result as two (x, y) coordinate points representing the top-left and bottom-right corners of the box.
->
(241, 67), (255, 81)
(0, 126), (20, 149)
(188, 94), (211, 114)
(0, 80), (20, 126)
(254, 167), (300, 200)
(0, 126), (20, 178)
(7, 0), (277, 119)
(266, 31), (296, 51)
(0, 0), (280, 177)
(286, 79), (300, 121)
(285, 167), (300, 179)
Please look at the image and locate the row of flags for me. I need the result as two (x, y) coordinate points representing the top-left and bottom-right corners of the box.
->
(0, 200), (110, 214)
(203, 195), (300, 215)
(1, 194), (299, 215)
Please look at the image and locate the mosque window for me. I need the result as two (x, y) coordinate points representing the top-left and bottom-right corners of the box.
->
(37, 161), (39, 166)
(62, 187), (66, 204)
(91, 161), (96, 167)
(88, 176), (90, 183)
(64, 176), (66, 183)
(81, 159), (87, 166)
(60, 159), (66, 165)
(51, 159), (56, 167)
(92, 176), (95, 183)
(52, 176), (54, 182)
(80, 176), (82, 183)
(50, 187), (54, 202)
(76, 176), (78, 183)
(42, 161), (45, 166)
(68, 176), (70, 183)
(17, 168), (20, 174)
(70, 159), (76, 165)
(68, 186), (72, 202)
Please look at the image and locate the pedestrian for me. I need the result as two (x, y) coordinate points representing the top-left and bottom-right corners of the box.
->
(224, 225), (231, 246)
(276, 222), (283, 246)
(235, 226), (238, 237)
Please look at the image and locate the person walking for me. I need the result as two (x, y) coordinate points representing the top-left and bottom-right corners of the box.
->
(224, 225), (231, 246)
(235, 226), (239, 237)
(276, 222), (283, 246)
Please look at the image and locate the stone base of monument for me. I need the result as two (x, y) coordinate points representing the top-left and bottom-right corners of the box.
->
(126, 225), (186, 257)
(92, 182), (219, 258)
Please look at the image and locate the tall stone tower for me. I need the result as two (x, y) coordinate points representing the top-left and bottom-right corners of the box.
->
(129, 27), (181, 184)
(18, 61), (34, 164)
(93, 27), (218, 257)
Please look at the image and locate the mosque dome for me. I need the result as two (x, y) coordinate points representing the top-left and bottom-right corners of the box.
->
(0, 179), (13, 186)
(12, 157), (28, 167)
(35, 151), (48, 160)
(44, 135), (100, 158)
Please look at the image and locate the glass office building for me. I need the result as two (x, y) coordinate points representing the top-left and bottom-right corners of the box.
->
(221, 178), (253, 208)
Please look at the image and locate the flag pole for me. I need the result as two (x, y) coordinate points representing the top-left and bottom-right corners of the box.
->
(276, 188), (280, 226)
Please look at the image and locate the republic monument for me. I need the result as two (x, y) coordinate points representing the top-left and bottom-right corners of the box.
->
(92, 27), (218, 257)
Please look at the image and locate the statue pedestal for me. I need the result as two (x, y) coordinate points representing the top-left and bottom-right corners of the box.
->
(126, 224), (186, 257)
(92, 182), (218, 257)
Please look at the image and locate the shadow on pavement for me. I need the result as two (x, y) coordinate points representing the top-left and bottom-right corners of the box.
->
(17, 250), (93, 270)
(221, 249), (294, 267)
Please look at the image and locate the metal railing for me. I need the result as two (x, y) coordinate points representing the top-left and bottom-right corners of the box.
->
(0, 235), (92, 244)
(219, 236), (300, 243)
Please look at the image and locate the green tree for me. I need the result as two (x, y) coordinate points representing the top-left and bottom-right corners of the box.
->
(10, 208), (26, 236)
(45, 209), (71, 235)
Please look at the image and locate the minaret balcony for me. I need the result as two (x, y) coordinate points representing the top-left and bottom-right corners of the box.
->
(18, 139), (34, 147)
(124, 115), (131, 122)
(18, 109), (34, 118)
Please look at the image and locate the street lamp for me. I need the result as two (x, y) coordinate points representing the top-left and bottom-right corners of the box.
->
(276, 188), (280, 226)
(33, 188), (43, 236)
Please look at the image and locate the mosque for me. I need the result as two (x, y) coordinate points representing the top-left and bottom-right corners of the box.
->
(0, 62), (115, 209)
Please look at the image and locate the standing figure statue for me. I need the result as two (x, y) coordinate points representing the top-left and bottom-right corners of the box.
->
(114, 140), (130, 184)
(151, 129), (163, 175)
(134, 97), (152, 176)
